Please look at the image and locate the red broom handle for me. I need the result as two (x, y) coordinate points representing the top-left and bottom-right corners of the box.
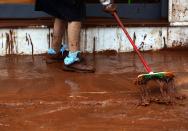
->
(112, 12), (152, 73)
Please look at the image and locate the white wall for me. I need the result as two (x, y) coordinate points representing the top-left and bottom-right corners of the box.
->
(80, 27), (167, 52)
(0, 0), (188, 56)
(169, 0), (188, 26)
(0, 28), (49, 56)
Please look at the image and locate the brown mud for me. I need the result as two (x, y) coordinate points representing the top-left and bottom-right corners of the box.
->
(0, 50), (188, 131)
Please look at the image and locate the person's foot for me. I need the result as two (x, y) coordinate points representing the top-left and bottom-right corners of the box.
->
(64, 51), (81, 66)
(63, 52), (95, 73)
(46, 46), (68, 64)
(47, 48), (57, 55)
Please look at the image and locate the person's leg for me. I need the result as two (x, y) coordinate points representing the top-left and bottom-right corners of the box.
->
(64, 21), (82, 65)
(48, 18), (65, 54)
(68, 21), (81, 52)
(63, 21), (95, 73)
(46, 18), (69, 64)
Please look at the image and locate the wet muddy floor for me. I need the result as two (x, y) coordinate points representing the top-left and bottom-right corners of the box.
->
(0, 50), (188, 131)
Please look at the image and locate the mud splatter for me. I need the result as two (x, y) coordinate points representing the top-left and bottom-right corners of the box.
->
(133, 32), (136, 43)
(1, 33), (3, 48)
(50, 32), (53, 48)
(93, 37), (96, 67)
(163, 37), (167, 48)
(144, 34), (147, 40)
(84, 28), (88, 52)
(47, 28), (51, 49)
(13, 31), (18, 54)
(5, 30), (16, 54)
(159, 30), (162, 37)
(172, 40), (188, 48)
(26, 33), (34, 62)
(139, 34), (147, 50)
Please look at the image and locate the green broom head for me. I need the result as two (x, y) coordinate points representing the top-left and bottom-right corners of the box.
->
(137, 72), (175, 85)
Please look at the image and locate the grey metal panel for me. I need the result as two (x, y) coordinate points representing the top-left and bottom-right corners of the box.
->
(161, 0), (168, 19)
(87, 3), (162, 19)
(0, 3), (165, 19)
(0, 4), (50, 18)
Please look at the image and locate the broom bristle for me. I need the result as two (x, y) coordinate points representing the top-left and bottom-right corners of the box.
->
(137, 72), (175, 84)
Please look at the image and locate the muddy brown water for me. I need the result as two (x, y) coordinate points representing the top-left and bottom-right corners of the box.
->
(0, 50), (188, 131)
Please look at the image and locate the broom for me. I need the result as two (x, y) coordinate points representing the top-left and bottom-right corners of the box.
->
(112, 12), (175, 85)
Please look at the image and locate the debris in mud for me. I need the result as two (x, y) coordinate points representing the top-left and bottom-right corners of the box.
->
(136, 79), (186, 106)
